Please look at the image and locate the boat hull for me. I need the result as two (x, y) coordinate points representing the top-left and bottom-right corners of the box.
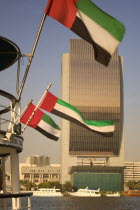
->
(124, 190), (140, 197)
(68, 193), (101, 197)
(105, 194), (120, 197)
(33, 194), (63, 197)
(124, 193), (140, 197)
(68, 187), (101, 197)
(33, 188), (63, 197)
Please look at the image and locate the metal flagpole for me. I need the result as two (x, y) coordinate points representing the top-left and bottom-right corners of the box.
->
(17, 13), (47, 101)
(15, 100), (33, 123)
(21, 83), (52, 134)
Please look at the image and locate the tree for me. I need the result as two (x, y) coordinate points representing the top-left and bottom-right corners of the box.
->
(20, 180), (36, 191)
(62, 181), (73, 192)
(135, 181), (140, 190)
(38, 182), (48, 189)
(49, 181), (62, 190)
(38, 181), (62, 190)
(126, 180), (135, 190)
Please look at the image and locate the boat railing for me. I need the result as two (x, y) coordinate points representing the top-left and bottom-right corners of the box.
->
(0, 90), (21, 139)
(0, 192), (33, 210)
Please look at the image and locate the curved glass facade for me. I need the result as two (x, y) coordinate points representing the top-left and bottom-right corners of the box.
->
(69, 39), (123, 156)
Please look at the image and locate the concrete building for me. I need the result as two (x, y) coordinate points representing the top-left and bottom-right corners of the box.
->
(77, 160), (140, 184)
(61, 39), (124, 191)
(76, 159), (140, 184)
(20, 164), (61, 184)
(6, 156), (60, 186)
(19, 156), (60, 184)
(25, 155), (50, 167)
(77, 158), (106, 167)
(6, 164), (61, 187)
(124, 161), (140, 182)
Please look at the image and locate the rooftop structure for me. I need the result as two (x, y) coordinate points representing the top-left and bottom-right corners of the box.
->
(25, 155), (50, 167)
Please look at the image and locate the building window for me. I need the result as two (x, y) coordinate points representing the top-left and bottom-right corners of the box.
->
(52, 174), (58, 178)
(34, 174), (39, 178)
(43, 174), (49, 178)
(24, 174), (30, 178)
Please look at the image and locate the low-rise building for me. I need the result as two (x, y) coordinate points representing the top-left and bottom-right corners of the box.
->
(6, 158), (140, 189)
(19, 156), (60, 185)
(20, 164), (60, 184)
(7, 156), (60, 186)
(124, 161), (140, 182)
(76, 159), (140, 184)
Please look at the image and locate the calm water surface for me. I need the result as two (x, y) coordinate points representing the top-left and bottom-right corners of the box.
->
(4, 196), (140, 210)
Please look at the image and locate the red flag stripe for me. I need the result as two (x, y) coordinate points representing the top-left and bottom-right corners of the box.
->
(40, 92), (58, 112)
(44, 0), (77, 29)
(20, 103), (44, 128)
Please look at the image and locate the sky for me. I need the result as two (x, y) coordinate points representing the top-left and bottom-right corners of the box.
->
(0, 0), (140, 164)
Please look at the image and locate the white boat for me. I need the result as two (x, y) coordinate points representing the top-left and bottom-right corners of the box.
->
(33, 188), (63, 197)
(68, 187), (101, 197)
(105, 192), (121, 197)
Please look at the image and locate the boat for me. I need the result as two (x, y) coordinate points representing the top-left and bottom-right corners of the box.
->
(33, 188), (63, 197)
(68, 187), (101, 197)
(105, 192), (121, 197)
(123, 190), (140, 197)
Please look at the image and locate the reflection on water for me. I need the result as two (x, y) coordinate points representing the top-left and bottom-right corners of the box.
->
(4, 196), (140, 210)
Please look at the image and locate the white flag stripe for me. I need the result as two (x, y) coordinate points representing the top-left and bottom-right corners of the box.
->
(55, 103), (114, 133)
(77, 11), (119, 55)
(38, 119), (61, 137)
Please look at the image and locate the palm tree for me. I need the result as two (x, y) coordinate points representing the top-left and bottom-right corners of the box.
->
(62, 181), (73, 193)
(126, 180), (135, 190)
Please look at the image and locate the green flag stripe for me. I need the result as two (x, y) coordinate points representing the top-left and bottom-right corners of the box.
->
(57, 99), (114, 127)
(57, 98), (84, 120)
(76, 0), (125, 42)
(42, 114), (60, 130)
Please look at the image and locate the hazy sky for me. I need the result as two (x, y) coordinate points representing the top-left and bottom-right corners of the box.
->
(0, 0), (140, 163)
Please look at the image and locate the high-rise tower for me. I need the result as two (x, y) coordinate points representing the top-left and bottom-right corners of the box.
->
(61, 39), (124, 191)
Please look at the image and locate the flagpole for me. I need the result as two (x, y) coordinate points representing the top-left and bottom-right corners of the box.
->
(15, 100), (33, 124)
(17, 13), (47, 101)
(21, 83), (52, 134)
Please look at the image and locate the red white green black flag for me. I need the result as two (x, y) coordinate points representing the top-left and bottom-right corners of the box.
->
(45, 0), (125, 66)
(20, 103), (61, 141)
(39, 92), (115, 135)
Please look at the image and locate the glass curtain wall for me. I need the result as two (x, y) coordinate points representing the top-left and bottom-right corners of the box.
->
(69, 39), (122, 156)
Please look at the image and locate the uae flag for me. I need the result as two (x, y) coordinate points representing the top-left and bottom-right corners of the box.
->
(20, 103), (61, 141)
(45, 0), (125, 66)
(39, 92), (115, 134)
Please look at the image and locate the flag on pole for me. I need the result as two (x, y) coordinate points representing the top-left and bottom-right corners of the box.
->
(44, 0), (125, 66)
(20, 103), (61, 141)
(39, 92), (115, 134)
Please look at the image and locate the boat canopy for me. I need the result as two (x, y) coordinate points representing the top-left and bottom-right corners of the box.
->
(0, 36), (20, 71)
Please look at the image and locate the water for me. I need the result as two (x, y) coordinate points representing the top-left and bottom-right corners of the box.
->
(3, 196), (140, 210)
